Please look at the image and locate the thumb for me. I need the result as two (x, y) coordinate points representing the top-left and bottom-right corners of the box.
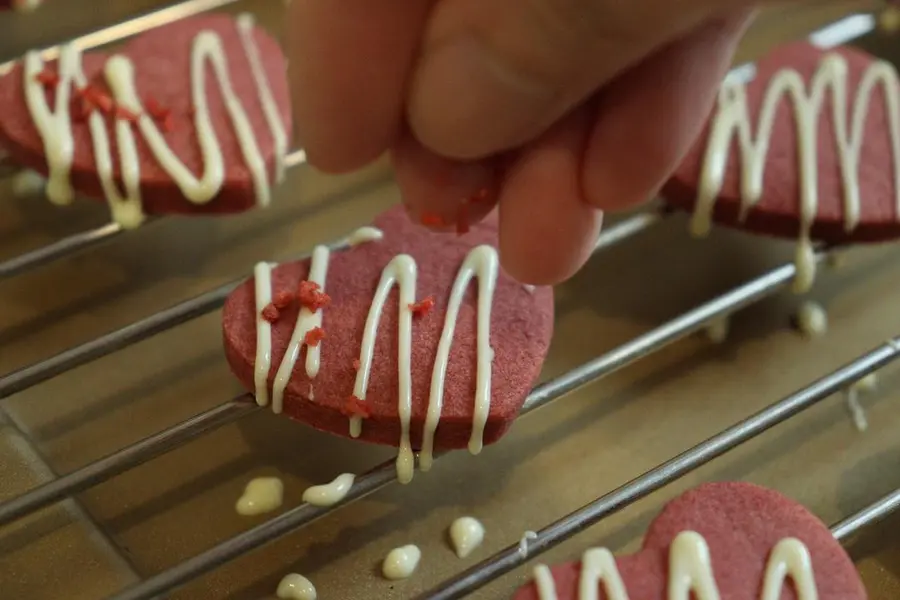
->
(407, 0), (749, 160)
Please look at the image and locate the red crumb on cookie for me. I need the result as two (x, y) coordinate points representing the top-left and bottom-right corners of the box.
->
(297, 280), (331, 312)
(409, 296), (435, 317)
(114, 106), (140, 122)
(272, 290), (294, 310)
(261, 303), (280, 323)
(34, 69), (59, 89)
(420, 212), (446, 227)
(352, 358), (361, 371)
(304, 326), (326, 347)
(340, 395), (370, 419)
(82, 86), (115, 115)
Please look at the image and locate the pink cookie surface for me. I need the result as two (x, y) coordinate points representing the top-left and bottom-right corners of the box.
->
(0, 13), (291, 215)
(513, 482), (866, 600)
(663, 41), (899, 244)
(222, 206), (555, 449)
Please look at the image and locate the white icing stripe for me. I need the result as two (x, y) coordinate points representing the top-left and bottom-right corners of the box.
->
(271, 245), (330, 414)
(533, 565), (558, 600)
(761, 538), (819, 600)
(692, 53), (900, 294)
(253, 261), (274, 407)
(236, 14), (288, 185)
(668, 531), (721, 599)
(353, 254), (417, 484)
(420, 245), (499, 471)
(578, 548), (629, 600)
(347, 226), (384, 246)
(532, 531), (819, 600)
(22, 13), (286, 228)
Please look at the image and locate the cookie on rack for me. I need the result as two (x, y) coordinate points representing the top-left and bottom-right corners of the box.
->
(661, 41), (899, 293)
(513, 481), (865, 600)
(222, 206), (554, 484)
(0, 12), (291, 228)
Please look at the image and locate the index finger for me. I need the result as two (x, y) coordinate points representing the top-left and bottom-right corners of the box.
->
(288, 0), (434, 173)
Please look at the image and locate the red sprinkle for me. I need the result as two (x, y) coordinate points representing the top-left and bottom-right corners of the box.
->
(114, 105), (140, 122)
(35, 69), (59, 89)
(297, 280), (331, 312)
(272, 290), (294, 310)
(420, 212), (445, 228)
(341, 395), (370, 419)
(304, 326), (326, 347)
(83, 86), (114, 115)
(352, 358), (361, 371)
(261, 303), (280, 323)
(409, 296), (435, 317)
(144, 96), (174, 131)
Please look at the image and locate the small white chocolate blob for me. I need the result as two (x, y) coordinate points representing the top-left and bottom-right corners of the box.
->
(235, 477), (284, 516)
(704, 316), (730, 344)
(276, 573), (316, 600)
(795, 301), (828, 339)
(11, 170), (46, 197)
(449, 516), (485, 558)
(301, 473), (355, 507)
(382, 545), (422, 580)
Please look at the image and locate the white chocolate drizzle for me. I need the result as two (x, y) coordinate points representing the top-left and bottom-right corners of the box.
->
(301, 472), (355, 507)
(844, 371), (879, 432)
(347, 225), (384, 246)
(421, 245), (498, 469)
(22, 13), (286, 228)
(235, 476), (283, 516)
(691, 52), (900, 294)
(519, 530), (538, 559)
(276, 573), (317, 600)
(382, 545), (422, 580)
(795, 300), (828, 339)
(533, 531), (818, 600)
(272, 245), (330, 413)
(449, 516), (485, 559)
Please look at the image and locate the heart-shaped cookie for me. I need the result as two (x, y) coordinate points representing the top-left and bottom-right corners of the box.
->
(0, 12), (291, 227)
(662, 41), (899, 293)
(513, 482), (866, 600)
(222, 206), (554, 483)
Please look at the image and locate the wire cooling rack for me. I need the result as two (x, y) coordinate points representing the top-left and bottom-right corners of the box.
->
(0, 2), (899, 599)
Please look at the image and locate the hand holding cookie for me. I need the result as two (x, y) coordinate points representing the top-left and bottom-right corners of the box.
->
(287, 0), (756, 285)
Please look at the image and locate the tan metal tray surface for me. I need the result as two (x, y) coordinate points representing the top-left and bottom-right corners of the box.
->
(1, 1), (899, 599)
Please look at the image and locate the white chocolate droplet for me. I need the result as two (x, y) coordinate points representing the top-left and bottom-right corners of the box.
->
(347, 226), (384, 246)
(301, 473), (355, 507)
(382, 545), (421, 580)
(235, 477), (283, 516)
(795, 301), (828, 339)
(449, 516), (485, 559)
(851, 372), (879, 394)
(704, 316), (730, 344)
(518, 531), (538, 558)
(276, 573), (316, 600)
(11, 170), (46, 197)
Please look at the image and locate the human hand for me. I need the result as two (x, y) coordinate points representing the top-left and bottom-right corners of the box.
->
(287, 0), (756, 285)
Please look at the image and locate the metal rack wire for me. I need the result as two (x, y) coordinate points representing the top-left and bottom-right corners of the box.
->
(0, 3), (897, 600)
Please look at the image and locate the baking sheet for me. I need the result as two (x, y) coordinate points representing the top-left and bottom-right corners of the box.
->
(0, 1), (899, 598)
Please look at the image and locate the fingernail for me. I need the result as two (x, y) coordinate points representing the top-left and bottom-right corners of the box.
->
(409, 35), (554, 159)
(391, 136), (501, 231)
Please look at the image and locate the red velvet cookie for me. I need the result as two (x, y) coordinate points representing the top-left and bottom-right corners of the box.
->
(222, 206), (554, 483)
(662, 41), (899, 292)
(0, 13), (291, 228)
(513, 482), (865, 600)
